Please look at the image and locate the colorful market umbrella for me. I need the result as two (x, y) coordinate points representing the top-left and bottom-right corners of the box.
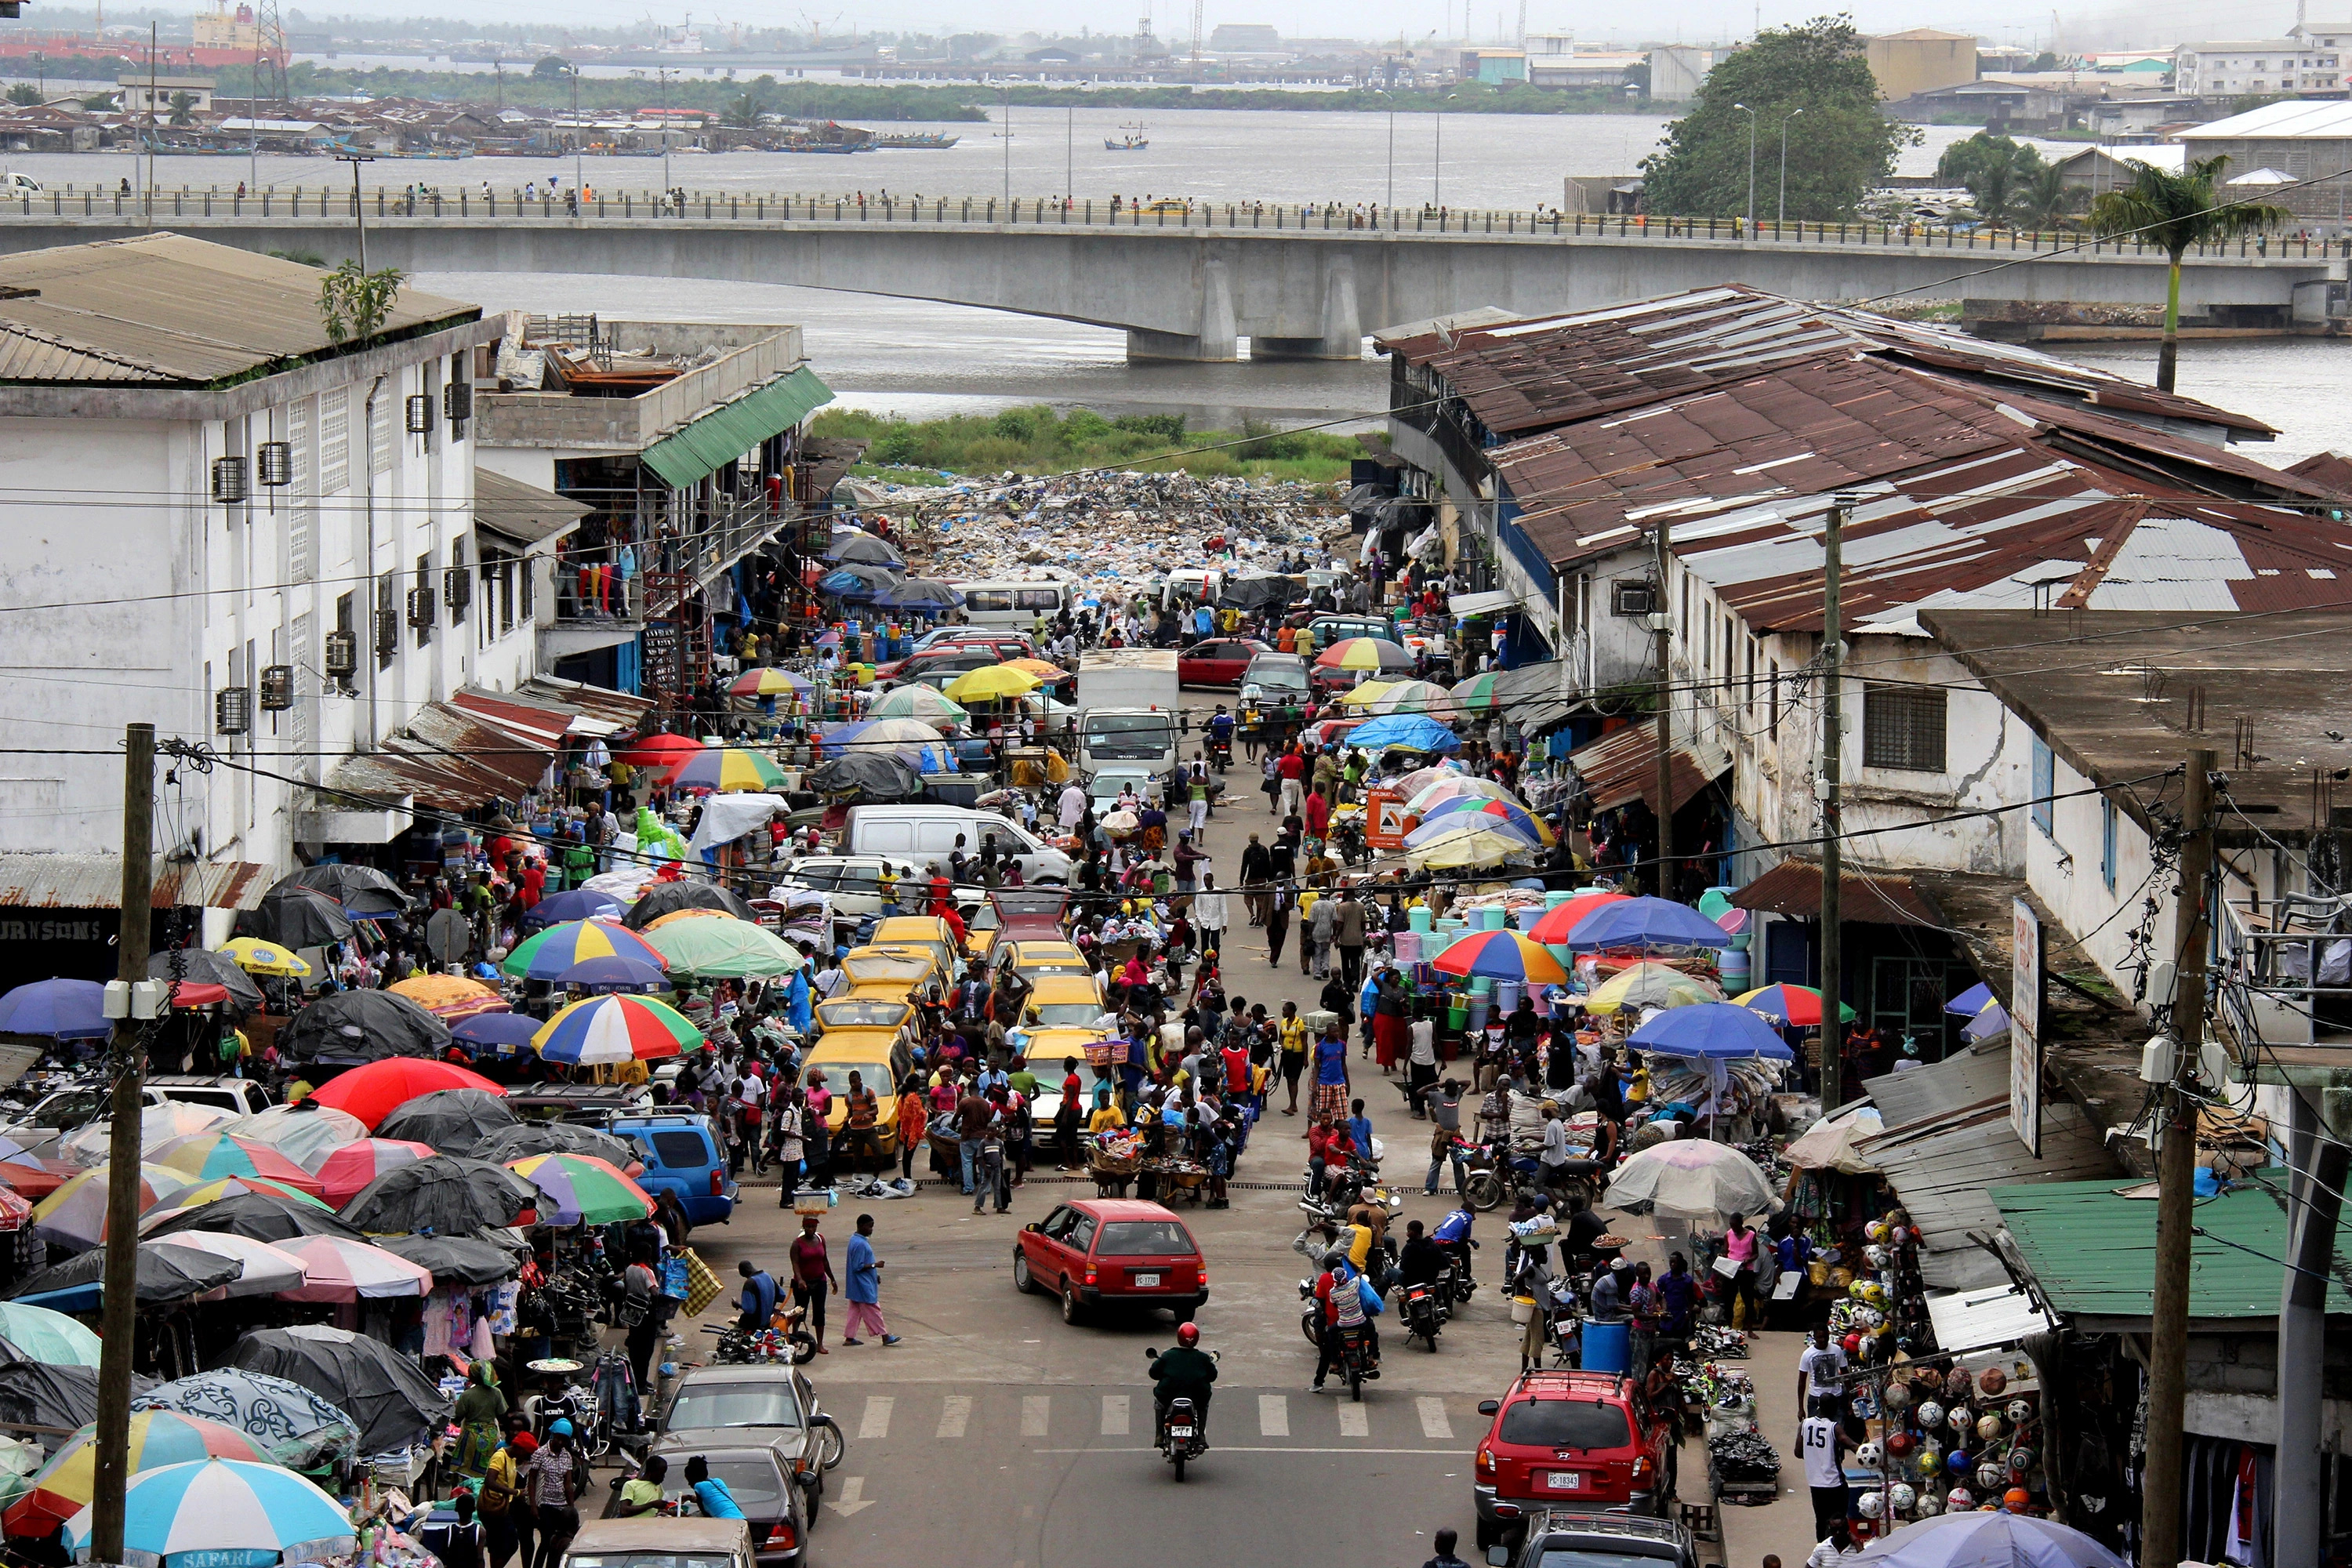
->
(1415, 794), (1558, 847)
(1559, 896), (1737, 953)
(307, 1058), (504, 1130)
(7, 1414), (273, 1537)
(1359, 679), (1458, 717)
(863, 685), (967, 728)
(132, 1372), (361, 1471)
(500, 918), (667, 982)
(1313, 637), (1416, 675)
(504, 1152), (655, 1226)
(1404, 817), (1537, 869)
(532, 996), (699, 1066)
(1526, 892), (1632, 943)
(0, 979), (110, 1040)
(619, 732), (704, 770)
(1432, 930), (1569, 985)
(1406, 774), (1514, 813)
(1945, 982), (1997, 1016)
(1627, 1001), (1797, 1061)
(385, 974), (508, 1021)
(943, 665), (1040, 702)
(60, 1103), (237, 1167)
(154, 1134), (324, 1196)
(138, 1178), (335, 1230)
(554, 955), (670, 993)
(518, 887), (627, 934)
(1004, 658), (1069, 681)
(217, 938), (310, 978)
(1588, 962), (1722, 1015)
(227, 1104), (369, 1171)
(1734, 984), (1856, 1027)
(728, 666), (816, 701)
(0, 1302), (101, 1367)
(642, 916), (806, 979)
(1347, 713), (1463, 756)
(270, 1236), (433, 1302)
(667, 746), (789, 793)
(61, 1458), (354, 1566)
(310, 1140), (438, 1207)
(1335, 678), (1399, 709)
(1450, 670), (1509, 713)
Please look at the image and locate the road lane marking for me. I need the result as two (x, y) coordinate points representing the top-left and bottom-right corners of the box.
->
(1338, 1403), (1369, 1438)
(1258, 1394), (1289, 1436)
(857, 1396), (892, 1441)
(1036, 1446), (1460, 1455)
(829, 1477), (873, 1516)
(1102, 1395), (1130, 1435)
(1022, 1396), (1051, 1436)
(938, 1394), (972, 1439)
(1418, 1397), (1453, 1439)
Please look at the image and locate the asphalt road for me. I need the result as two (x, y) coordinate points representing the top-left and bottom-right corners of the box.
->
(655, 717), (1823, 1567)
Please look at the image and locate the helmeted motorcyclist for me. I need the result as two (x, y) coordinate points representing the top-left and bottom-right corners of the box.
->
(1208, 706), (1235, 745)
(1152, 1322), (1218, 1435)
(1431, 1203), (1479, 1287)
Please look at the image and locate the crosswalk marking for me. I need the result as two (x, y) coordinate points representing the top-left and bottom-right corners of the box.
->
(938, 1395), (971, 1439)
(1102, 1395), (1131, 1436)
(1022, 1396), (1051, 1436)
(1258, 1394), (1289, 1437)
(1337, 1403), (1370, 1438)
(1417, 1397), (1453, 1439)
(857, 1396), (893, 1441)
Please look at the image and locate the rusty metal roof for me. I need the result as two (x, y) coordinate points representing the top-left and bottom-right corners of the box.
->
(515, 677), (655, 731)
(474, 470), (587, 550)
(1566, 716), (1730, 815)
(0, 854), (273, 910)
(1386, 286), (2274, 441)
(318, 701), (550, 814)
(0, 233), (480, 387)
(1730, 855), (1942, 927)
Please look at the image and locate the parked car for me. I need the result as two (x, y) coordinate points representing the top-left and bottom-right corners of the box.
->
(1013, 1198), (1207, 1324)
(1177, 637), (1269, 688)
(1472, 1370), (1679, 1552)
(565, 1517), (755, 1568)
(1303, 614), (1399, 653)
(651, 1363), (845, 1559)
(869, 915), (964, 985)
(148, 1074), (274, 1119)
(771, 856), (897, 919)
(1486, 1510), (1701, 1568)
(874, 633), (1034, 683)
(612, 1114), (737, 1225)
(1240, 651), (1312, 704)
(1, 1082), (167, 1138)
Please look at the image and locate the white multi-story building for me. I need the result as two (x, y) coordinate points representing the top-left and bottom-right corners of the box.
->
(2174, 38), (2344, 98)
(0, 233), (583, 934)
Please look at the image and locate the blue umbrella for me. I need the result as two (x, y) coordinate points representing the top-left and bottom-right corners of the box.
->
(62, 1457), (352, 1566)
(1628, 1002), (1796, 1061)
(1561, 896), (1733, 953)
(1343, 713), (1461, 754)
(132, 1370), (361, 1471)
(555, 955), (672, 993)
(1944, 982), (1995, 1016)
(0, 978), (110, 1040)
(449, 1012), (545, 1059)
(519, 888), (625, 935)
(818, 564), (901, 600)
(1964, 1002), (2012, 1043)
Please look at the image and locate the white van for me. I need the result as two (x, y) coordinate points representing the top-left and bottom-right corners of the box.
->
(955, 579), (1069, 630)
(843, 804), (1073, 884)
(1, 173), (41, 197)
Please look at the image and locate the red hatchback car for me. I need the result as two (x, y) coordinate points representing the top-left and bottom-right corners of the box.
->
(1473, 1370), (1679, 1552)
(1014, 1199), (1208, 1325)
(1177, 637), (1269, 689)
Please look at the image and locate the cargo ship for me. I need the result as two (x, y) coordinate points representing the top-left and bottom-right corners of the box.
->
(0, 2), (289, 68)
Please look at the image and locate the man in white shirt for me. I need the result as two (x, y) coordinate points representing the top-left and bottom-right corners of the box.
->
(1058, 780), (1088, 833)
(1192, 872), (1230, 960)
(1795, 1323), (1848, 1414)
(1795, 1396), (1855, 1544)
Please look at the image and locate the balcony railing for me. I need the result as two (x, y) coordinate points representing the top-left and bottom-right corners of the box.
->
(2214, 892), (2352, 1052)
(644, 487), (790, 621)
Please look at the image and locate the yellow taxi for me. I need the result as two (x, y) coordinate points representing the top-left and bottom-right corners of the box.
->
(805, 996), (916, 1158)
(840, 943), (946, 1005)
(989, 939), (1095, 989)
(1009, 974), (1113, 1130)
(870, 915), (967, 986)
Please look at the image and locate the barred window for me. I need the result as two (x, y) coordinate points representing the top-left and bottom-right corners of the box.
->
(1862, 683), (1947, 773)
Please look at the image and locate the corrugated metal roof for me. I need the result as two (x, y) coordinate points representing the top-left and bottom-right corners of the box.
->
(1566, 717), (1730, 815)
(1996, 1170), (2352, 1326)
(474, 470), (587, 549)
(1864, 1041), (2012, 1127)
(517, 677), (654, 730)
(0, 854), (273, 910)
(318, 701), (550, 813)
(2180, 97), (2352, 140)
(1731, 856), (1942, 927)
(0, 233), (480, 387)
(641, 365), (833, 489)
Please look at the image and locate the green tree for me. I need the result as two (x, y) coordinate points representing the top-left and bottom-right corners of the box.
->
(166, 89), (197, 126)
(318, 259), (407, 345)
(82, 92), (114, 111)
(532, 54), (572, 80)
(5, 83), (41, 106)
(2016, 161), (2079, 228)
(1641, 15), (1918, 222)
(722, 90), (765, 129)
(1936, 131), (2045, 223)
(2089, 154), (2292, 391)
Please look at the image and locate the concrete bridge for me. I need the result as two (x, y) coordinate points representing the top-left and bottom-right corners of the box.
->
(0, 195), (2332, 361)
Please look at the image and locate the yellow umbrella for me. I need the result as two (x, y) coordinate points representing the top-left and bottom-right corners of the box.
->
(384, 974), (506, 1020)
(945, 666), (1042, 702)
(1404, 820), (1537, 869)
(1587, 962), (1722, 1016)
(217, 938), (310, 978)
(643, 909), (738, 931)
(1337, 680), (1400, 708)
(1004, 659), (1069, 681)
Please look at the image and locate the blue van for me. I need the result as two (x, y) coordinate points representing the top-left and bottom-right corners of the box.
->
(613, 1115), (737, 1225)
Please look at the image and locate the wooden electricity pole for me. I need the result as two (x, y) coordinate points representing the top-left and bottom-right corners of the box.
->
(1652, 519), (1674, 899)
(1818, 495), (1849, 1110)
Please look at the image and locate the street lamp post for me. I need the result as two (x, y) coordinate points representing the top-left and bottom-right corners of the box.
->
(570, 65), (582, 200)
(334, 151), (376, 270)
(659, 68), (672, 197)
(1387, 102), (1396, 213)
(1733, 101), (1757, 236)
(1777, 107), (1803, 228)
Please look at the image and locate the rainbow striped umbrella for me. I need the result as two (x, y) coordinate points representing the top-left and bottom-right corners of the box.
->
(501, 919), (666, 982)
(31, 1164), (195, 1247)
(386, 974), (508, 1021)
(1450, 670), (1508, 713)
(61, 1458), (354, 1566)
(532, 995), (700, 1066)
(1359, 678), (1460, 719)
(154, 1133), (324, 1196)
(1336, 678), (1400, 708)
(864, 685), (967, 728)
(136, 1177), (335, 1232)
(1313, 636), (1415, 675)
(505, 1152), (655, 1225)
(1431, 929), (1570, 985)
(7, 1413), (274, 1537)
(729, 667), (816, 702)
(1417, 794), (1559, 848)
(667, 746), (788, 793)
(1734, 984), (1857, 1027)
(1526, 892), (1632, 944)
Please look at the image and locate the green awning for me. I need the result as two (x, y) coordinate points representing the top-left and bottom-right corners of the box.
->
(639, 365), (833, 490)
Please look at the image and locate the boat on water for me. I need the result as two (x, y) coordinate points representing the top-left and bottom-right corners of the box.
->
(1105, 122), (1149, 151)
(781, 142), (863, 154)
(870, 132), (960, 148)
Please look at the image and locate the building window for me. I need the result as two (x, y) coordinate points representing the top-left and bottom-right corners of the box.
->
(369, 384), (394, 475)
(1769, 660), (1780, 735)
(2031, 736), (2055, 835)
(1861, 683), (1947, 772)
(413, 553), (434, 647)
(320, 390), (349, 496)
(2100, 796), (2118, 891)
(376, 571), (397, 671)
(520, 554), (535, 623)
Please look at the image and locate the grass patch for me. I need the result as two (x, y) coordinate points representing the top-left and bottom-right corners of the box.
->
(817, 405), (1358, 483)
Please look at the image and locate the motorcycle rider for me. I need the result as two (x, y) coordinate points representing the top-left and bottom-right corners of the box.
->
(1345, 1188), (1394, 1287)
(1397, 1218), (1445, 1289)
(1207, 705), (1236, 764)
(1431, 1203), (1479, 1288)
(1152, 1322), (1218, 1438)
(1310, 1255), (1381, 1392)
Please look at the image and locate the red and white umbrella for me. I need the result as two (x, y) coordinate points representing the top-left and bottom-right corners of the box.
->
(269, 1236), (432, 1303)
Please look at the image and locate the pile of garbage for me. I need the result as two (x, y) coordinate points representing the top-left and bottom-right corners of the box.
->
(840, 470), (1353, 593)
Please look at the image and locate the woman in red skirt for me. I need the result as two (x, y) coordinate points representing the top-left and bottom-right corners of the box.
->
(1372, 967), (1410, 1073)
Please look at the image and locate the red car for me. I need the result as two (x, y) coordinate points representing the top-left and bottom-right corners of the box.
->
(1177, 637), (1269, 689)
(874, 633), (1033, 682)
(1014, 1199), (1207, 1324)
(1473, 1370), (1679, 1552)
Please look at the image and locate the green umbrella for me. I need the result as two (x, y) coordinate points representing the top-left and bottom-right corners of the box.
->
(641, 916), (805, 979)
(0, 1302), (102, 1367)
(1450, 671), (1508, 713)
(866, 686), (968, 728)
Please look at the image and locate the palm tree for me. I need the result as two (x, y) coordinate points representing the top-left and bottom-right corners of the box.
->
(723, 91), (764, 131)
(2016, 162), (2078, 230)
(166, 89), (196, 127)
(2089, 154), (2293, 392)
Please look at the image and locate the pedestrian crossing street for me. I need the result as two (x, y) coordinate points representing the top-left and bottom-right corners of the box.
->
(833, 1387), (1472, 1450)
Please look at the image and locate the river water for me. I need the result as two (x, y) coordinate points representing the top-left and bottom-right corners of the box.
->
(8, 107), (2341, 455)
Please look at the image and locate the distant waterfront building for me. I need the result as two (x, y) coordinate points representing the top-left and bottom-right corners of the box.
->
(1647, 45), (1721, 102)
(1458, 47), (1527, 83)
(116, 75), (217, 114)
(2177, 98), (2352, 220)
(1864, 28), (1977, 101)
(1207, 23), (1282, 51)
(2173, 38), (2343, 98)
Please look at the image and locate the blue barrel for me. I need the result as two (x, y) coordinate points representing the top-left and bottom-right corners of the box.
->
(1409, 906), (1435, 933)
(1582, 1319), (1632, 1374)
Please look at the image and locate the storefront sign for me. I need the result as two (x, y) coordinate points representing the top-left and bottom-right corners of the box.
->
(2010, 896), (2042, 1157)
(1365, 788), (1410, 850)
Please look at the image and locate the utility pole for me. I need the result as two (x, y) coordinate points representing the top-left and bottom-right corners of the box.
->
(1778, 107), (1803, 227)
(90, 721), (155, 1566)
(335, 151), (373, 270)
(2141, 744), (2214, 1568)
(1734, 102), (1757, 236)
(2275, 1084), (2350, 1567)
(1818, 493), (1850, 1109)
(1652, 519), (1674, 900)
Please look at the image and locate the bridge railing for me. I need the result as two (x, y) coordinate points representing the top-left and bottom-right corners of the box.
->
(12, 183), (2343, 260)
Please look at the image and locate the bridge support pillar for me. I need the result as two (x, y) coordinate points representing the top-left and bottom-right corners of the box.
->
(1126, 258), (1238, 361)
(1251, 256), (1363, 361)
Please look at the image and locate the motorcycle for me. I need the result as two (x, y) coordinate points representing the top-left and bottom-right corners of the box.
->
(1145, 1346), (1217, 1481)
(1402, 1272), (1447, 1352)
(1296, 1279), (1381, 1400)
(1457, 1138), (1510, 1212)
(1207, 730), (1233, 772)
